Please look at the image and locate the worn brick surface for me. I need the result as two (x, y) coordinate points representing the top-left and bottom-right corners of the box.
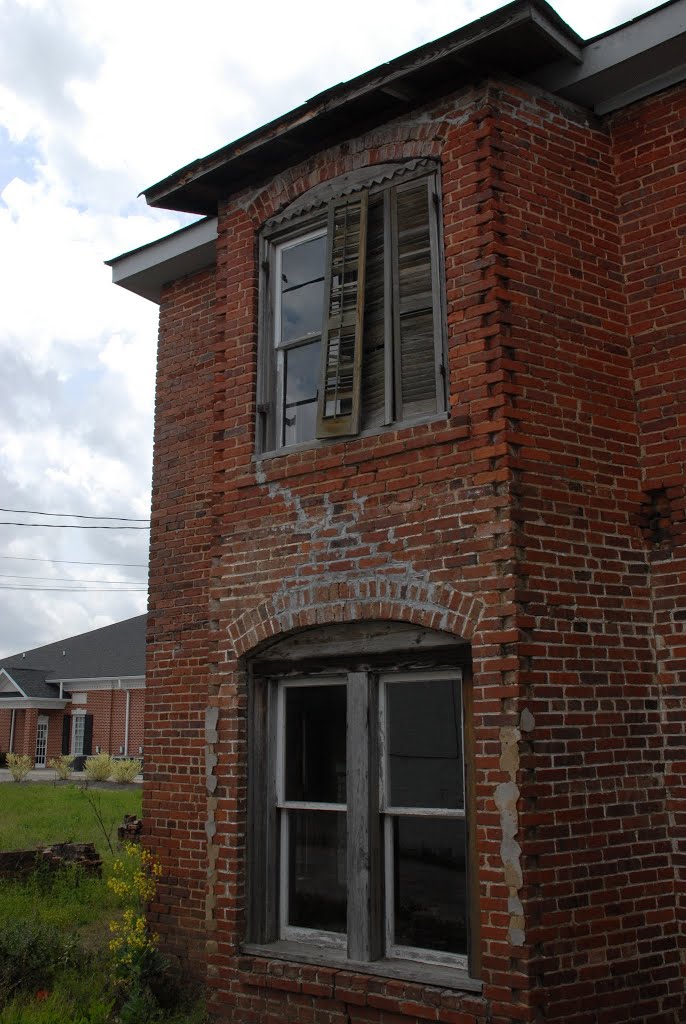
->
(145, 78), (686, 1024)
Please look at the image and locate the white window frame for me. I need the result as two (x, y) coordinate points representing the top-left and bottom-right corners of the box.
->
(72, 710), (86, 755)
(35, 715), (49, 768)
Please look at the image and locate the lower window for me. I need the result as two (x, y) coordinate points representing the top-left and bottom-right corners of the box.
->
(250, 665), (470, 972)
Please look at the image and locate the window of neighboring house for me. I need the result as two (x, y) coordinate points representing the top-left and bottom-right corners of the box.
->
(72, 712), (85, 755)
(247, 658), (473, 981)
(257, 164), (446, 453)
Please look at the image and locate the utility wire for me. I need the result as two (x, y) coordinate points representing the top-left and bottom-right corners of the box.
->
(0, 555), (147, 568)
(0, 574), (146, 584)
(0, 507), (149, 522)
(0, 522), (150, 530)
(0, 585), (147, 593)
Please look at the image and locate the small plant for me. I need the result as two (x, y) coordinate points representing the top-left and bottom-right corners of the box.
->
(6, 752), (33, 782)
(83, 753), (113, 782)
(107, 844), (167, 1021)
(48, 754), (75, 781)
(0, 918), (80, 1004)
(110, 758), (143, 783)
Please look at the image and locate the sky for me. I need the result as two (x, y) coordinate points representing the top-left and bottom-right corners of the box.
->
(0, 0), (665, 657)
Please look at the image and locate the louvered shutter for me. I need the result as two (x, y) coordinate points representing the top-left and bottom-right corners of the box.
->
(83, 714), (93, 756)
(392, 179), (439, 421)
(361, 195), (389, 429)
(62, 714), (71, 755)
(316, 192), (368, 438)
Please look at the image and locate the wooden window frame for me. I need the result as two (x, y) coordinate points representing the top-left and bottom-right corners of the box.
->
(256, 167), (447, 456)
(246, 659), (478, 985)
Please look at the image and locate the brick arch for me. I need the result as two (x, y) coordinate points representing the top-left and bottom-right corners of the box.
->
(226, 575), (484, 660)
(242, 120), (447, 226)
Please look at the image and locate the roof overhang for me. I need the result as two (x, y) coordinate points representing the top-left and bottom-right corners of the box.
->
(105, 217), (217, 302)
(532, 0), (686, 114)
(63, 676), (145, 692)
(141, 0), (582, 216)
(0, 698), (69, 710)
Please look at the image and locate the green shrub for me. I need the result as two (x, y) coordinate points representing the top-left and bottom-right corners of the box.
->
(110, 759), (142, 783)
(5, 753), (32, 782)
(83, 753), (113, 782)
(48, 754), (75, 780)
(0, 918), (80, 1004)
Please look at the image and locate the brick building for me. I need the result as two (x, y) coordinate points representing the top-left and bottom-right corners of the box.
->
(109, 1), (686, 1021)
(0, 615), (145, 768)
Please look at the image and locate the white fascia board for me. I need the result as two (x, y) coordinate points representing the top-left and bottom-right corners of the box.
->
(0, 668), (28, 697)
(0, 698), (68, 710)
(61, 676), (145, 692)
(106, 217), (217, 304)
(533, 0), (686, 112)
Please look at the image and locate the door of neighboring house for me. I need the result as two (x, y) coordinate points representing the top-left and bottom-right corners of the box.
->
(35, 716), (49, 768)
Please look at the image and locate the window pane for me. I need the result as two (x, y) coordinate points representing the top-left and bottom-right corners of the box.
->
(285, 684), (346, 803)
(387, 678), (463, 809)
(73, 716), (84, 755)
(283, 341), (320, 447)
(393, 817), (467, 955)
(280, 235), (326, 343)
(288, 809), (347, 933)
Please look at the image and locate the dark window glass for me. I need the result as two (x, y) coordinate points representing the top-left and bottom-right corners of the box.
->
(288, 809), (347, 933)
(283, 340), (320, 447)
(387, 678), (463, 809)
(285, 684), (346, 804)
(281, 235), (326, 343)
(393, 817), (467, 954)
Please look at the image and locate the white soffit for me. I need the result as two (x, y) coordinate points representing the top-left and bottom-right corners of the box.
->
(106, 217), (218, 303)
(534, 0), (686, 113)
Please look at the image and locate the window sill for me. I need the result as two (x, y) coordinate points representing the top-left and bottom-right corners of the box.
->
(254, 412), (449, 462)
(240, 941), (482, 993)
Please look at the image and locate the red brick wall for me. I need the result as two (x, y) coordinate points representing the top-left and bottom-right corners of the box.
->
(145, 266), (219, 970)
(613, 83), (686, 1002)
(0, 709), (11, 752)
(146, 80), (685, 1024)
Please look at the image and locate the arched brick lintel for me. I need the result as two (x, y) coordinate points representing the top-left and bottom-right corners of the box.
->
(226, 577), (485, 661)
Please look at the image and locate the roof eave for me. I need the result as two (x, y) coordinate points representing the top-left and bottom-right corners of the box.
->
(142, 0), (582, 216)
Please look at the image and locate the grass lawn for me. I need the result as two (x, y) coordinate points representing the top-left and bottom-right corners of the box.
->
(0, 784), (206, 1024)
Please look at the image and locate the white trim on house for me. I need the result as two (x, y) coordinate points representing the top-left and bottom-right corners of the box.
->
(0, 697), (69, 710)
(0, 668), (29, 697)
(61, 676), (145, 692)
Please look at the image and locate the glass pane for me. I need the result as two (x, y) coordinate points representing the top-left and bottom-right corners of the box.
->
(283, 341), (320, 447)
(393, 816), (467, 955)
(285, 684), (346, 803)
(288, 809), (347, 933)
(280, 235), (326, 343)
(386, 678), (463, 809)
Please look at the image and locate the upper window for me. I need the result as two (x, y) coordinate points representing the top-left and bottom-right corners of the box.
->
(257, 165), (446, 452)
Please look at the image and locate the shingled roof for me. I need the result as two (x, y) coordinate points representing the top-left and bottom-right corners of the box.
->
(0, 615), (147, 681)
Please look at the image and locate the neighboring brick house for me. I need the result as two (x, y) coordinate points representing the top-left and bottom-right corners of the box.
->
(0, 615), (145, 768)
(108, 1), (685, 1021)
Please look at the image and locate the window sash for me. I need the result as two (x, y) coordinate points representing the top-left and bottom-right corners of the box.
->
(72, 713), (85, 755)
(268, 667), (466, 967)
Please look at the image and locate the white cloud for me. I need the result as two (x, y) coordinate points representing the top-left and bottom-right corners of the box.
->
(0, 0), (666, 655)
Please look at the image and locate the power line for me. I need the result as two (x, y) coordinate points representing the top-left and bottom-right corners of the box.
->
(0, 524), (151, 532)
(0, 555), (148, 568)
(0, 574), (146, 584)
(0, 507), (149, 522)
(0, 585), (147, 593)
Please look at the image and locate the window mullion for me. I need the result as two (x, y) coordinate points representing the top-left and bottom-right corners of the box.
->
(346, 670), (381, 961)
